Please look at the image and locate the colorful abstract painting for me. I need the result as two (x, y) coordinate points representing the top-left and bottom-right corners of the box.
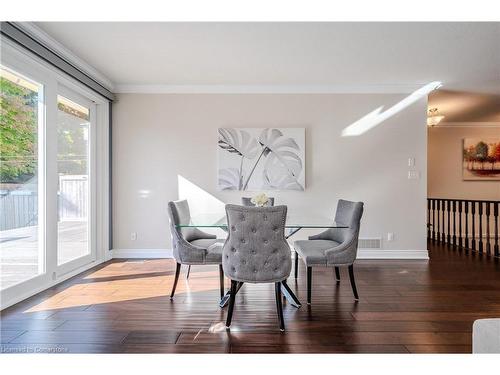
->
(463, 138), (500, 180)
(217, 128), (305, 191)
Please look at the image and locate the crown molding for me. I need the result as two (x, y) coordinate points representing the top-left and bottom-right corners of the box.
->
(114, 83), (423, 94)
(431, 122), (500, 128)
(13, 22), (115, 91)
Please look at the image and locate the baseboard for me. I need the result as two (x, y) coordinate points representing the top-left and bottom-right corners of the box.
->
(111, 248), (173, 259)
(357, 249), (429, 260)
(111, 248), (429, 260)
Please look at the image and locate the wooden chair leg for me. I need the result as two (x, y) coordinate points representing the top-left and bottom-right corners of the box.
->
(275, 282), (285, 332)
(294, 251), (299, 279)
(170, 263), (181, 300)
(307, 266), (312, 304)
(334, 267), (341, 282)
(226, 280), (238, 328)
(348, 264), (359, 301)
(219, 265), (224, 299)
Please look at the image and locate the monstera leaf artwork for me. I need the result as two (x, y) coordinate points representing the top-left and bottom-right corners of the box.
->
(217, 128), (305, 191)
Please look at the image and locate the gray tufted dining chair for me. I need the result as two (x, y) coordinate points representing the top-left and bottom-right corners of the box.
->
(241, 197), (275, 207)
(223, 204), (291, 331)
(293, 199), (364, 304)
(167, 200), (225, 300)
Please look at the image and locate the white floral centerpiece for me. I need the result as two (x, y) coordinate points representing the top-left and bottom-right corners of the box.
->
(251, 193), (270, 207)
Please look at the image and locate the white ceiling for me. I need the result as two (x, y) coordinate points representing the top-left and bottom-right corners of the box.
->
(34, 22), (500, 94)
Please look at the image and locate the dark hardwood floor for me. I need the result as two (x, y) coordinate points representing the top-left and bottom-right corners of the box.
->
(1, 242), (499, 354)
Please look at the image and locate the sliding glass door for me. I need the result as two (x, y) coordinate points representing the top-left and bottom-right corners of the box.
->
(1, 39), (107, 308)
(0, 65), (45, 290)
(56, 89), (96, 271)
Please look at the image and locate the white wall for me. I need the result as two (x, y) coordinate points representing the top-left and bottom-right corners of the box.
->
(428, 125), (500, 200)
(112, 93), (428, 256)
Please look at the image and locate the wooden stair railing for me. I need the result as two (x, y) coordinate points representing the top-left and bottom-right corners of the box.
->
(427, 198), (499, 258)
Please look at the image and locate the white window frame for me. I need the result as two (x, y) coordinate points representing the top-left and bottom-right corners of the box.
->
(56, 85), (97, 275)
(0, 37), (110, 310)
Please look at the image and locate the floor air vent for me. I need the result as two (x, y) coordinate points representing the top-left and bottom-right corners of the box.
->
(358, 238), (382, 249)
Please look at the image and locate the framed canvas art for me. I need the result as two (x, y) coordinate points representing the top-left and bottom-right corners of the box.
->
(217, 128), (305, 191)
(463, 138), (500, 180)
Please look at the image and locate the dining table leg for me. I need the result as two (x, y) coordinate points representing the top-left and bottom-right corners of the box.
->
(285, 227), (302, 239)
(219, 281), (244, 308)
(280, 280), (302, 308)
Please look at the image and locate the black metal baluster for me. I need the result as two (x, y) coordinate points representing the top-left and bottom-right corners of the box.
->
(494, 202), (499, 258)
(478, 201), (483, 254)
(452, 200), (457, 247)
(447, 200), (451, 245)
(471, 201), (476, 252)
(464, 201), (469, 252)
(486, 202), (491, 256)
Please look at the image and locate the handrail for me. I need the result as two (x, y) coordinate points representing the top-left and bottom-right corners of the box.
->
(427, 198), (499, 258)
(428, 197), (500, 204)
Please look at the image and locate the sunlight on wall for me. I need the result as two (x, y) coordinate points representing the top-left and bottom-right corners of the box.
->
(341, 81), (442, 137)
(177, 175), (225, 217)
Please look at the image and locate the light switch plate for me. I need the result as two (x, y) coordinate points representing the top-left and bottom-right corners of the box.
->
(408, 171), (420, 179)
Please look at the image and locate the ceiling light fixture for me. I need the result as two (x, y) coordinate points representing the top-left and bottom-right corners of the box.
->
(427, 107), (445, 127)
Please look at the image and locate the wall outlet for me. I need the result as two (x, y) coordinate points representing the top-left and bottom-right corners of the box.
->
(387, 232), (394, 241)
(131, 232), (137, 241)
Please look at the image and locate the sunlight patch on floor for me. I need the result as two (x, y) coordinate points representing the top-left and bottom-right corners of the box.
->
(24, 262), (222, 313)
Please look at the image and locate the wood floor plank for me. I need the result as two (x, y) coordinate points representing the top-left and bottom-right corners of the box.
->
(405, 345), (471, 354)
(122, 331), (180, 344)
(230, 344), (410, 353)
(9, 330), (128, 344)
(0, 330), (26, 343)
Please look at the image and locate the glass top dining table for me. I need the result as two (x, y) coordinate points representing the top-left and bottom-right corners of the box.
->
(176, 213), (348, 237)
(176, 212), (348, 309)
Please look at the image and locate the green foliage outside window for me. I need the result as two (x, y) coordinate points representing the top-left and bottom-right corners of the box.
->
(0, 77), (37, 183)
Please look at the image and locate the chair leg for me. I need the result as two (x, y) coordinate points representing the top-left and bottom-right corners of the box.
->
(348, 264), (359, 301)
(170, 263), (181, 300)
(186, 265), (191, 279)
(334, 267), (341, 282)
(275, 282), (285, 332)
(226, 280), (238, 328)
(307, 266), (312, 304)
(219, 264), (224, 299)
(294, 251), (299, 279)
